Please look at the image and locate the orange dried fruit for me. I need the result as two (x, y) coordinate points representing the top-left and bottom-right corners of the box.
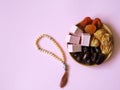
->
(76, 17), (92, 29)
(84, 24), (96, 34)
(92, 18), (102, 29)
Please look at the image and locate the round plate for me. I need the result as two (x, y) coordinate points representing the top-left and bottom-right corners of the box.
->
(66, 17), (113, 66)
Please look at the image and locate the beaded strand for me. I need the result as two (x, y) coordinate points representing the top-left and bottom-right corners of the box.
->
(35, 34), (69, 88)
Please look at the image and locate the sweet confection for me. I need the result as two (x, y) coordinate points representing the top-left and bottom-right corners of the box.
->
(68, 44), (81, 52)
(81, 33), (91, 46)
(70, 25), (83, 36)
(66, 35), (80, 44)
(66, 17), (113, 65)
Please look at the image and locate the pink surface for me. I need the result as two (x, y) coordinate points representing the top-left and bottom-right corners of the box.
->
(0, 0), (120, 90)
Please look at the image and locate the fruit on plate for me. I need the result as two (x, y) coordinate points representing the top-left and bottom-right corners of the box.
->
(67, 17), (113, 65)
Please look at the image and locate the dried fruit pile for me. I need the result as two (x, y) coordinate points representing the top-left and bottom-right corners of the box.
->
(67, 17), (113, 65)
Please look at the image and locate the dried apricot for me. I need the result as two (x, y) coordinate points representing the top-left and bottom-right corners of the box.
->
(84, 24), (96, 34)
(76, 17), (92, 29)
(92, 18), (102, 29)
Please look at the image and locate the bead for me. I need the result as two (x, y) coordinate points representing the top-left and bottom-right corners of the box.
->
(36, 34), (67, 63)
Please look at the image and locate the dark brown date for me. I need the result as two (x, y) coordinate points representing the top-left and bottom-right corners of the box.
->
(70, 46), (106, 65)
(95, 54), (106, 65)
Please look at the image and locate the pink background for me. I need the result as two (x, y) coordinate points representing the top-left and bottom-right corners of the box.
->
(0, 0), (120, 90)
